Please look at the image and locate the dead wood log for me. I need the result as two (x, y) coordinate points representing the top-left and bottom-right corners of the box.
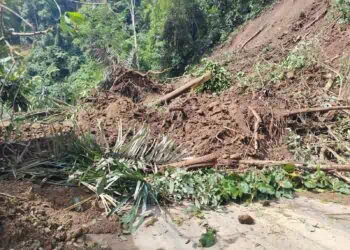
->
(282, 106), (350, 117)
(150, 72), (212, 106)
(248, 106), (262, 150)
(160, 152), (241, 172)
(162, 153), (219, 169)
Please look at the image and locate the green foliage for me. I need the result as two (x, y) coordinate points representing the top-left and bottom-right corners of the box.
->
(24, 33), (87, 108)
(302, 169), (350, 194)
(336, 0), (350, 23)
(67, 125), (185, 231)
(153, 167), (350, 209)
(194, 59), (232, 94)
(199, 227), (217, 248)
(60, 12), (86, 35)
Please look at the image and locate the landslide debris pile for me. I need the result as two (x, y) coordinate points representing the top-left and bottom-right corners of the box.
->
(1, 0), (350, 248)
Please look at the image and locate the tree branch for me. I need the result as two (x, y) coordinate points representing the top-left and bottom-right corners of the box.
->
(283, 106), (350, 117)
(10, 28), (53, 37)
(68, 0), (107, 5)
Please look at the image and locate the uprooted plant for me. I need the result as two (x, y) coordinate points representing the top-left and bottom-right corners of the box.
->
(193, 59), (232, 94)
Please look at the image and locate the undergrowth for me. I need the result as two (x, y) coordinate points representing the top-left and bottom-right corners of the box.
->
(236, 40), (318, 90)
(193, 59), (232, 94)
(336, 0), (350, 23)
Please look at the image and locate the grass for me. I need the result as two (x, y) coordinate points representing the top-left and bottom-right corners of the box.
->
(236, 40), (320, 91)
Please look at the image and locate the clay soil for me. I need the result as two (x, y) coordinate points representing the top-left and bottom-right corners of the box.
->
(0, 180), (121, 250)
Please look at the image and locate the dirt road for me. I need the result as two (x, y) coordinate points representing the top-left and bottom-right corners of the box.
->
(89, 194), (350, 250)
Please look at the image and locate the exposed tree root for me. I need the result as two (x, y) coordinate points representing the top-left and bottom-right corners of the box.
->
(248, 106), (262, 150)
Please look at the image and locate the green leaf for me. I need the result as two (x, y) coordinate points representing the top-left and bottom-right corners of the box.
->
(257, 183), (275, 195)
(66, 12), (85, 25)
(239, 182), (250, 194)
(199, 228), (217, 248)
(96, 176), (107, 195)
(279, 180), (293, 189)
(304, 180), (317, 189)
(283, 164), (296, 173)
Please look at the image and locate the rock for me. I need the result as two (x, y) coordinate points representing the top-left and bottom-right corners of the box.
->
(44, 227), (51, 234)
(55, 232), (67, 241)
(238, 214), (255, 225)
(185, 239), (191, 244)
(197, 109), (204, 116)
(57, 226), (64, 232)
(31, 240), (41, 250)
(230, 154), (241, 159)
(262, 200), (271, 207)
(53, 242), (64, 250)
(286, 71), (295, 79)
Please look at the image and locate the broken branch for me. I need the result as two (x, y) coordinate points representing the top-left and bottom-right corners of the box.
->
(150, 72), (212, 106)
(283, 106), (350, 117)
(10, 28), (52, 37)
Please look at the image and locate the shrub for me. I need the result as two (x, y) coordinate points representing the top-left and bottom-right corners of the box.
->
(336, 0), (350, 23)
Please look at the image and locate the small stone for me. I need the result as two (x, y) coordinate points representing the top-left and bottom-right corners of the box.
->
(55, 232), (66, 241)
(185, 239), (191, 244)
(197, 109), (204, 115)
(57, 226), (64, 231)
(76, 238), (84, 243)
(44, 227), (51, 234)
(230, 154), (241, 159)
(262, 200), (271, 207)
(286, 71), (295, 79)
(238, 214), (255, 225)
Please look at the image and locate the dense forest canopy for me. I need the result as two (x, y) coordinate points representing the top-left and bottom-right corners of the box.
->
(1, 0), (275, 114)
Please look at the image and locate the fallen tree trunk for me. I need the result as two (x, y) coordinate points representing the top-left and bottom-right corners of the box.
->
(150, 72), (211, 106)
(159, 152), (242, 172)
(160, 152), (220, 171)
(162, 152), (350, 172)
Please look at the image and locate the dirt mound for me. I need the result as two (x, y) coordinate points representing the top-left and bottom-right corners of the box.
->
(71, 0), (349, 165)
(101, 65), (162, 103)
(2, 0), (349, 164)
(0, 180), (120, 250)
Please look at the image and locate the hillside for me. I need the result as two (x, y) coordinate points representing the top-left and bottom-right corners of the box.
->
(1, 0), (350, 249)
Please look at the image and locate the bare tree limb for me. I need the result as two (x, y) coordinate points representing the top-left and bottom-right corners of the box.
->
(10, 28), (52, 37)
(68, 0), (107, 5)
(283, 106), (350, 117)
(150, 72), (212, 106)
